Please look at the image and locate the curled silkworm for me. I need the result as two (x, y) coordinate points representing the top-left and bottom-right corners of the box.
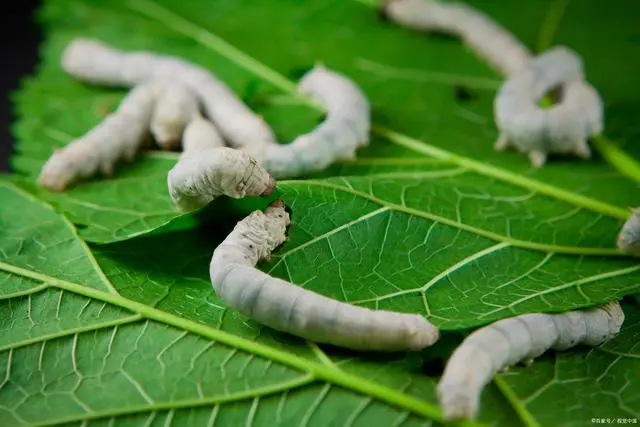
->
(381, 0), (533, 75)
(38, 80), (159, 191)
(263, 65), (371, 178)
(494, 47), (603, 167)
(437, 301), (625, 420)
(150, 84), (201, 150)
(61, 38), (277, 157)
(209, 200), (439, 351)
(617, 208), (640, 256)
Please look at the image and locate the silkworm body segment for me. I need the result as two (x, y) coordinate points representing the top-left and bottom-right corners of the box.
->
(210, 202), (440, 351)
(150, 84), (201, 150)
(437, 302), (624, 420)
(167, 146), (275, 212)
(181, 116), (226, 153)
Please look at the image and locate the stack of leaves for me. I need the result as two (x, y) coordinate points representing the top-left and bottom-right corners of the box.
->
(2, 0), (639, 425)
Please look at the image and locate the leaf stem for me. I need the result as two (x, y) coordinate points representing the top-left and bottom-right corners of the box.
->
(591, 135), (640, 185)
(536, 0), (571, 53)
(493, 374), (541, 427)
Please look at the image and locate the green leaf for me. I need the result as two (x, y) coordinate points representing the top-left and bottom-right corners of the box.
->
(6, 0), (640, 424)
(1, 180), (639, 426)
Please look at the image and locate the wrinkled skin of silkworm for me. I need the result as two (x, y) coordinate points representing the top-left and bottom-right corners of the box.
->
(151, 84), (201, 150)
(210, 201), (440, 351)
(494, 47), (603, 167)
(618, 208), (640, 256)
(381, 0), (533, 75)
(39, 80), (160, 191)
(264, 65), (371, 178)
(437, 301), (625, 420)
(167, 143), (275, 212)
(61, 38), (276, 158)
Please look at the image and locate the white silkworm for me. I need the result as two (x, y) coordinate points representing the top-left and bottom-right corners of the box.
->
(209, 200), (440, 351)
(61, 38), (277, 158)
(494, 47), (603, 167)
(617, 208), (640, 256)
(381, 0), (533, 75)
(263, 65), (371, 178)
(150, 84), (201, 150)
(38, 80), (159, 191)
(167, 142), (275, 212)
(437, 301), (625, 420)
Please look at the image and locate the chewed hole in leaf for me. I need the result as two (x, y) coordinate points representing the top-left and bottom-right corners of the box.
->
(453, 83), (478, 103)
(538, 85), (565, 109)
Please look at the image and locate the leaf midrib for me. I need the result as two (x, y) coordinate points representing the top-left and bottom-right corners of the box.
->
(280, 179), (624, 256)
(0, 259), (483, 427)
(125, 0), (630, 221)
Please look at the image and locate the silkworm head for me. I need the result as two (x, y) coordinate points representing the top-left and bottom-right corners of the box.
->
(261, 175), (277, 196)
(379, 0), (399, 21)
(617, 210), (640, 256)
(39, 154), (78, 191)
(266, 199), (291, 227)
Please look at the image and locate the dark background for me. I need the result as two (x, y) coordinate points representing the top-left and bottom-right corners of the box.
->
(0, 1), (42, 172)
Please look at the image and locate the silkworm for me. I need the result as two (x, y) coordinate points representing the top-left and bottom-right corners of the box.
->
(437, 301), (625, 420)
(209, 200), (440, 351)
(167, 138), (275, 212)
(263, 64), (371, 178)
(61, 38), (277, 158)
(617, 208), (640, 256)
(38, 80), (159, 191)
(381, 0), (533, 75)
(150, 83), (201, 150)
(494, 47), (603, 167)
